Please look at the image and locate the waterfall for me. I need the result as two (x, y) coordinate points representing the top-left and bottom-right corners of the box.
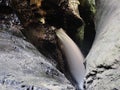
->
(56, 28), (85, 90)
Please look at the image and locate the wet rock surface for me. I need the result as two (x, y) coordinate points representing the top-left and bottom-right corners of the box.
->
(0, 0), (97, 89)
(0, 14), (75, 90)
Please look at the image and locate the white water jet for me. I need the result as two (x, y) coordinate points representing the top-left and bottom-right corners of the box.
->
(56, 28), (85, 90)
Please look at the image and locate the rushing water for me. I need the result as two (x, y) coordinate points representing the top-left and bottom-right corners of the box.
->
(56, 28), (85, 90)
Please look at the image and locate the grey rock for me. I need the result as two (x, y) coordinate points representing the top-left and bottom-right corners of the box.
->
(85, 0), (120, 90)
(0, 15), (75, 90)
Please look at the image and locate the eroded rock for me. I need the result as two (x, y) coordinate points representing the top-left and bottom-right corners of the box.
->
(0, 14), (75, 90)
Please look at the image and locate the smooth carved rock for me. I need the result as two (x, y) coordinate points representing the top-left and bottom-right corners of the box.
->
(85, 0), (120, 89)
(0, 14), (75, 90)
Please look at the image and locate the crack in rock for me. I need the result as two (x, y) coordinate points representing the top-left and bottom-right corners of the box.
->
(85, 59), (120, 89)
(97, 64), (114, 69)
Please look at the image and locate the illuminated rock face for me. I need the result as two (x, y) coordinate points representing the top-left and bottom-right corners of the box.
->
(85, 0), (120, 90)
(56, 28), (85, 90)
(0, 16), (75, 90)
